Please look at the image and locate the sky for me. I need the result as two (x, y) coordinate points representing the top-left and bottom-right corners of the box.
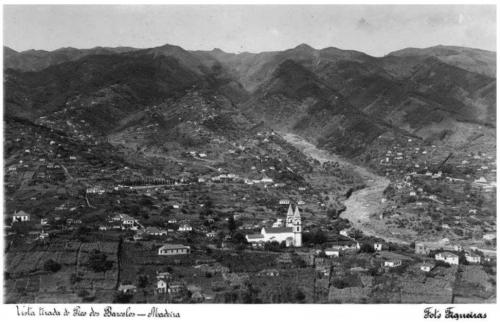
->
(3, 5), (497, 56)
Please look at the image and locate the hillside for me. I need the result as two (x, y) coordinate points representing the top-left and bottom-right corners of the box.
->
(387, 45), (496, 78)
(242, 59), (389, 157)
(3, 46), (138, 72)
(4, 43), (496, 159)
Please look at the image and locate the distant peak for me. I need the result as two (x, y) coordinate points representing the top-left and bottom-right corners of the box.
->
(211, 48), (226, 54)
(157, 43), (183, 50)
(3, 46), (17, 53)
(294, 43), (315, 51)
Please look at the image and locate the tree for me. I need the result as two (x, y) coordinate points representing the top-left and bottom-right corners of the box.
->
(113, 292), (133, 303)
(88, 249), (113, 273)
(327, 208), (338, 219)
(359, 243), (375, 253)
(231, 232), (247, 244)
(264, 241), (281, 252)
(351, 229), (364, 240)
(137, 275), (149, 288)
(294, 289), (306, 303)
(227, 216), (237, 232)
(44, 259), (61, 272)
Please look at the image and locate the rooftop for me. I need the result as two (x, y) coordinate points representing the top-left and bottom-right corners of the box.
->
(264, 227), (293, 234)
(159, 244), (190, 250)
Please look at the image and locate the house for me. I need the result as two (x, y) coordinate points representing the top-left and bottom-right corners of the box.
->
(12, 210), (31, 223)
(190, 291), (204, 302)
(38, 231), (49, 240)
(419, 262), (435, 272)
(415, 242), (440, 255)
(195, 263), (229, 275)
(260, 175), (273, 183)
(482, 233), (495, 241)
(167, 282), (186, 294)
(315, 265), (330, 277)
(156, 272), (172, 280)
(86, 185), (105, 194)
(339, 229), (349, 237)
(158, 244), (191, 256)
(324, 247), (341, 258)
(118, 284), (137, 294)
(157, 279), (168, 294)
(331, 241), (360, 252)
(384, 260), (402, 268)
(178, 224), (192, 232)
(257, 269), (280, 277)
(465, 252), (481, 264)
(374, 243), (383, 251)
(118, 214), (137, 230)
(474, 177), (487, 184)
(279, 199), (291, 205)
(297, 200), (306, 205)
(144, 227), (168, 236)
(435, 252), (459, 265)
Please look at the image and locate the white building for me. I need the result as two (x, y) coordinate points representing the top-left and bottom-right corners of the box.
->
(420, 262), (435, 272)
(435, 252), (459, 265)
(157, 279), (167, 294)
(465, 252), (481, 264)
(374, 243), (383, 251)
(260, 175), (273, 183)
(178, 224), (193, 232)
(384, 260), (402, 268)
(339, 229), (350, 237)
(158, 244), (191, 256)
(324, 247), (341, 258)
(12, 211), (30, 223)
(86, 185), (105, 194)
(246, 204), (302, 247)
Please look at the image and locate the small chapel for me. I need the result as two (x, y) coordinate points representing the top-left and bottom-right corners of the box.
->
(246, 204), (302, 247)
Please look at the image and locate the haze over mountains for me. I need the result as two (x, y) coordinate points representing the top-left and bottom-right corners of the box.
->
(3, 43), (496, 157)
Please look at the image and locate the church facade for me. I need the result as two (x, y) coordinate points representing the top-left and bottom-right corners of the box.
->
(246, 204), (302, 247)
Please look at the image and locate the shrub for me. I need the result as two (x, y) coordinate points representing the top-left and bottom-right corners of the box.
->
(360, 243), (375, 253)
(88, 249), (113, 272)
(43, 259), (61, 272)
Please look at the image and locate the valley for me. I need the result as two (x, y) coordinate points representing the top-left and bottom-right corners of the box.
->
(3, 41), (496, 304)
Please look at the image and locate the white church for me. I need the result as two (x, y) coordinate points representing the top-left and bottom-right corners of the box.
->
(246, 204), (302, 247)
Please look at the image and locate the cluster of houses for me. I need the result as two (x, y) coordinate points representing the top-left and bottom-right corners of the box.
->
(416, 242), (484, 265)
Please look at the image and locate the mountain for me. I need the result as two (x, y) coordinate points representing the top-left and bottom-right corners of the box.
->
(4, 52), (221, 138)
(3, 42), (496, 159)
(3, 46), (138, 72)
(3, 47), (255, 161)
(242, 59), (389, 156)
(196, 44), (374, 92)
(386, 45), (496, 78)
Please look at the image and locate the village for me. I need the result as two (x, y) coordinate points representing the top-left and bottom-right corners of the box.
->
(4, 111), (496, 304)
